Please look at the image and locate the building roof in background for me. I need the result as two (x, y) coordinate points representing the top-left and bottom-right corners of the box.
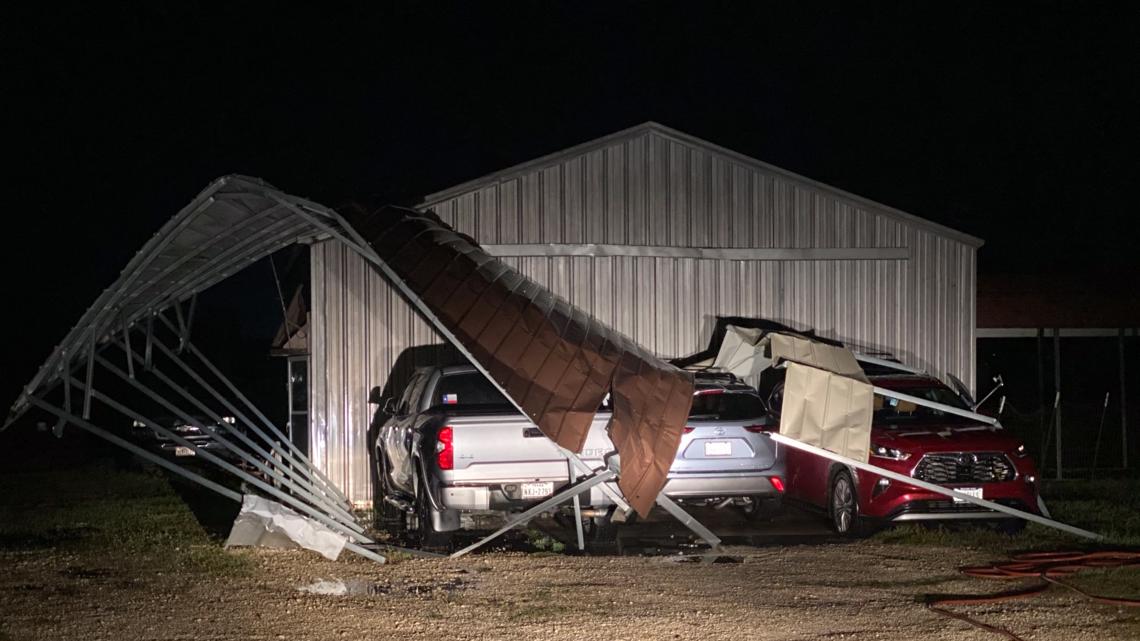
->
(978, 272), (1140, 328)
(420, 122), (984, 248)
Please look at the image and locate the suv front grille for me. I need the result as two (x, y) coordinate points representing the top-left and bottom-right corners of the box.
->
(913, 452), (1016, 484)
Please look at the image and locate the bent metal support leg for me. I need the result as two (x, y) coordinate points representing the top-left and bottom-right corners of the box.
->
(93, 355), (365, 534)
(152, 313), (352, 510)
(27, 397), (388, 564)
(76, 381), (368, 542)
(144, 333), (350, 512)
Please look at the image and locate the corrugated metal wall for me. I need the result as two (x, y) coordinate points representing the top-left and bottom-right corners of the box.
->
(310, 125), (979, 505)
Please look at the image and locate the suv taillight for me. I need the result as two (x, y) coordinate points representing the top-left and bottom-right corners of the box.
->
(683, 426), (695, 434)
(744, 424), (777, 433)
(436, 426), (454, 470)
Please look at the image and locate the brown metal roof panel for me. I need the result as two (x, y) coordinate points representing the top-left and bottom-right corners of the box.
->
(347, 206), (693, 515)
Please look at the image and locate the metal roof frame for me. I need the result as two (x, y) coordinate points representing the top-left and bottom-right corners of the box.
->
(6, 175), (348, 426)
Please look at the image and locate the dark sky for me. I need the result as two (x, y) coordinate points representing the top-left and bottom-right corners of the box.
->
(4, 3), (1138, 409)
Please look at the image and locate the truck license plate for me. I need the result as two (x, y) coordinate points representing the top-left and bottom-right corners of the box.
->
(953, 487), (983, 503)
(521, 482), (553, 499)
(174, 446), (196, 457)
(704, 441), (732, 457)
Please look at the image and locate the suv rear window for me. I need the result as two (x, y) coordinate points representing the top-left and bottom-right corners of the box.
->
(688, 391), (766, 421)
(431, 372), (515, 411)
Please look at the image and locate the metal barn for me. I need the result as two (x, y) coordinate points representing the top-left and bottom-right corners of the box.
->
(307, 122), (983, 505)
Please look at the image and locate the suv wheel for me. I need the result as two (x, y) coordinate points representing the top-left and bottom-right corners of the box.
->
(829, 470), (866, 537)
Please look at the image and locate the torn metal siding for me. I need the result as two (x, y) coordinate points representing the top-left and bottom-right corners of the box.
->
(309, 126), (978, 505)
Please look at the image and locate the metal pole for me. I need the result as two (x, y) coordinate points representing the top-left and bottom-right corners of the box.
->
(82, 333), (96, 419)
(655, 494), (722, 548)
(1120, 328), (1129, 470)
(1054, 329), (1063, 480)
(450, 469), (618, 558)
(768, 433), (1102, 540)
(568, 459), (585, 551)
(1092, 392), (1110, 478)
(1036, 328), (1046, 437)
(123, 322), (135, 379)
(91, 357), (365, 536)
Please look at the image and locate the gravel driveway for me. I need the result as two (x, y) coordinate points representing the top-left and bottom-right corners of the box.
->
(3, 540), (1137, 641)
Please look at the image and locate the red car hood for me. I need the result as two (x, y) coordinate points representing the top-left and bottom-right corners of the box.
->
(871, 424), (1023, 452)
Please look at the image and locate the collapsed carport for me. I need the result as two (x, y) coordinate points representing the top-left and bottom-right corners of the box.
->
(6, 174), (1100, 566)
(3, 174), (726, 562)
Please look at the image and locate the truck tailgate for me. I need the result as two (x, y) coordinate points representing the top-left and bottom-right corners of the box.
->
(440, 413), (614, 485)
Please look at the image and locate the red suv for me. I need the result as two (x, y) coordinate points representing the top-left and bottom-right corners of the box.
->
(778, 372), (1041, 536)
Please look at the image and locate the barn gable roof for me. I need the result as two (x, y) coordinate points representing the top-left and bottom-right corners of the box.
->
(420, 121), (983, 248)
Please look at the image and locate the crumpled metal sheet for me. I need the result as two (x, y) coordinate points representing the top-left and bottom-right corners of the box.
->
(345, 207), (694, 515)
(768, 333), (868, 382)
(778, 362), (873, 463)
(225, 494), (347, 560)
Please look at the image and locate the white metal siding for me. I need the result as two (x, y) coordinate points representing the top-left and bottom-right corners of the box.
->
(310, 127), (978, 504)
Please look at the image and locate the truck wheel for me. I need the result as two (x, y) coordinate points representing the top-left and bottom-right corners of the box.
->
(828, 470), (868, 538)
(407, 468), (454, 552)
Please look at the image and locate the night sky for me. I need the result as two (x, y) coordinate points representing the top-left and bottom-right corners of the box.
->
(4, 3), (1138, 412)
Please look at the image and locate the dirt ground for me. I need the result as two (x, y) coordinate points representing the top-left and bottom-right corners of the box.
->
(3, 540), (1138, 641)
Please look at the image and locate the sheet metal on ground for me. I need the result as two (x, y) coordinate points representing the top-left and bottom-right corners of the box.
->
(344, 206), (695, 516)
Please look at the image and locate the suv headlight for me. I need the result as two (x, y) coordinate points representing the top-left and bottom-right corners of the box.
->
(871, 444), (911, 461)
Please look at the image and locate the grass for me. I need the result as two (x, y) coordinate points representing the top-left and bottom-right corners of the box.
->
(871, 479), (1140, 601)
(0, 458), (249, 577)
(873, 479), (1140, 550)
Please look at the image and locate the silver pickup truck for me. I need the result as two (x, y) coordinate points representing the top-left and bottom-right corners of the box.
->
(373, 364), (785, 549)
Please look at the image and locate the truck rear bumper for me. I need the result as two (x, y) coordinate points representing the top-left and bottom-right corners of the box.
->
(439, 471), (785, 510)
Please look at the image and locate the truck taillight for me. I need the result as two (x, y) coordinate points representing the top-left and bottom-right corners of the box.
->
(436, 426), (454, 470)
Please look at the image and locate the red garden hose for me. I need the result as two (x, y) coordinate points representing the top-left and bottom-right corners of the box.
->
(927, 551), (1140, 640)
